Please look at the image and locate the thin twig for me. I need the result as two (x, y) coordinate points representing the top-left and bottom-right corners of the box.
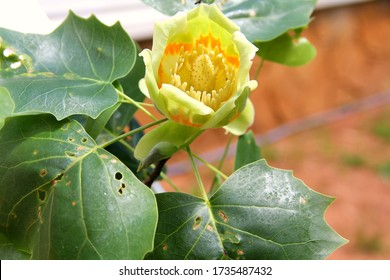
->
(143, 158), (170, 188)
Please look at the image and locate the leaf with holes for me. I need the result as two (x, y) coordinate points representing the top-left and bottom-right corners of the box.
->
(0, 114), (157, 259)
(147, 160), (347, 259)
(140, 0), (316, 42)
(0, 12), (137, 120)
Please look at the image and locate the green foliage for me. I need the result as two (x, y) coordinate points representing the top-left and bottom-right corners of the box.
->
(235, 130), (262, 170)
(140, 0), (316, 41)
(0, 232), (30, 260)
(147, 160), (346, 259)
(140, 0), (317, 66)
(340, 153), (366, 168)
(0, 2), (346, 260)
(255, 30), (317, 66)
(372, 119), (390, 143)
(0, 115), (157, 259)
(0, 87), (14, 129)
(0, 12), (137, 120)
(376, 161), (390, 180)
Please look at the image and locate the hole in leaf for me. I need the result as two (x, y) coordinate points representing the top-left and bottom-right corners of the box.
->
(37, 189), (46, 201)
(68, 137), (75, 142)
(81, 137), (88, 143)
(118, 183), (126, 195)
(51, 173), (64, 186)
(39, 169), (48, 177)
(66, 151), (76, 157)
(115, 172), (123, 180)
(193, 216), (202, 230)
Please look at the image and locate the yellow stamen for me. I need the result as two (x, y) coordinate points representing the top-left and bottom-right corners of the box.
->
(169, 43), (238, 111)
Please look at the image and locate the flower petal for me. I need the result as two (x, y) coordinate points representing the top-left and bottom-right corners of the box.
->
(233, 31), (259, 89)
(160, 84), (214, 127)
(140, 49), (165, 111)
(224, 99), (255, 135)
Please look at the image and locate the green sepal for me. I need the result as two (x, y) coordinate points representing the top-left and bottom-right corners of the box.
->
(134, 120), (202, 169)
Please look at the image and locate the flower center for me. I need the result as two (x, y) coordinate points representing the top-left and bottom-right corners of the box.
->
(170, 44), (237, 111)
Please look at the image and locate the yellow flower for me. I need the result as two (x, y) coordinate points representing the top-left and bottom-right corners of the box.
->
(135, 4), (258, 167)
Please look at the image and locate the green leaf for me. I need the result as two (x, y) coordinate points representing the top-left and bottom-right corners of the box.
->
(147, 160), (347, 260)
(221, 0), (316, 42)
(140, 0), (316, 42)
(256, 31), (317, 66)
(0, 87), (14, 130)
(107, 51), (146, 135)
(0, 12), (137, 120)
(84, 102), (121, 139)
(0, 232), (30, 260)
(234, 130), (262, 170)
(0, 115), (157, 259)
(139, 0), (212, 15)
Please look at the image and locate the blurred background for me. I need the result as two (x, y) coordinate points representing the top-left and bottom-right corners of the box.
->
(1, 0), (389, 259)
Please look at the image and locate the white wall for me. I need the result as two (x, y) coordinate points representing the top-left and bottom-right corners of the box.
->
(0, 0), (374, 40)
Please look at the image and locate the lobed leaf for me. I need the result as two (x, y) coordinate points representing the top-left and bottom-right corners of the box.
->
(0, 12), (137, 120)
(0, 115), (157, 259)
(147, 160), (347, 260)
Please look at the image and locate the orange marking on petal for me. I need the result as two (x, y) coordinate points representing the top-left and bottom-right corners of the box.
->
(226, 56), (240, 68)
(195, 33), (222, 50)
(158, 66), (163, 88)
(171, 112), (203, 128)
(165, 42), (192, 55)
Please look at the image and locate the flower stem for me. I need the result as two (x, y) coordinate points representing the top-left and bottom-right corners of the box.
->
(98, 118), (167, 149)
(159, 172), (181, 192)
(117, 89), (157, 121)
(186, 146), (209, 202)
(209, 133), (233, 194)
(192, 153), (228, 180)
(254, 57), (265, 81)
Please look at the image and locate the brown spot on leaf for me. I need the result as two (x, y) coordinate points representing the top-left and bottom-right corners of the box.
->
(39, 169), (48, 177)
(237, 249), (245, 255)
(219, 210), (228, 222)
(162, 244), (168, 251)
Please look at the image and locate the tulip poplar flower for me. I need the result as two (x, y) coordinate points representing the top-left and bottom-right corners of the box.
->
(135, 3), (258, 168)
